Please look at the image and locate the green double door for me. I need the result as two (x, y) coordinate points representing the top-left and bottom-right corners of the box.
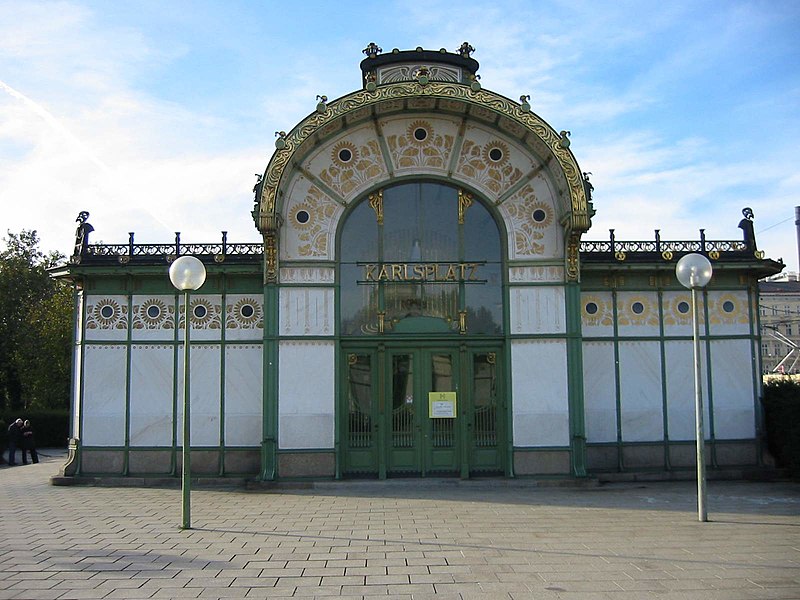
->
(342, 344), (505, 478)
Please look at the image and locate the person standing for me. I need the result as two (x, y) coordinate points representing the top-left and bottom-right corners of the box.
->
(6, 419), (23, 466)
(21, 420), (38, 464)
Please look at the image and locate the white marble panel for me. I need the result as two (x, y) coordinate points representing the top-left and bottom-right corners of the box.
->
(280, 267), (335, 284)
(511, 340), (570, 447)
(379, 115), (460, 178)
(84, 295), (128, 341)
(508, 265), (564, 283)
(707, 290), (751, 336)
(129, 345), (174, 446)
(225, 294), (264, 341)
(710, 339), (756, 439)
(665, 341), (710, 441)
(279, 288), (334, 336)
(616, 292), (660, 337)
(176, 345), (221, 446)
(661, 291), (694, 336)
(619, 342), (663, 442)
(177, 295), (223, 342)
(580, 292), (614, 338)
(82, 345), (127, 446)
(224, 345), (263, 446)
(582, 342), (618, 443)
(278, 341), (335, 449)
(131, 295), (176, 341)
(509, 286), (565, 335)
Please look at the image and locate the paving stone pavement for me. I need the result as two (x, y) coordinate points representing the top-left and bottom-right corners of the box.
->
(1, 452), (799, 600)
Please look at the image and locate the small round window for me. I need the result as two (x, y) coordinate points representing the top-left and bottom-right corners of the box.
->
(532, 209), (547, 223)
(296, 210), (310, 224)
(146, 305), (161, 319)
(100, 305), (114, 319)
(677, 301), (690, 314)
(413, 127), (428, 141)
(240, 304), (255, 318)
(193, 305), (207, 319)
(488, 147), (503, 162)
(631, 302), (645, 315)
(722, 300), (735, 313)
(338, 148), (352, 162)
(585, 302), (598, 315)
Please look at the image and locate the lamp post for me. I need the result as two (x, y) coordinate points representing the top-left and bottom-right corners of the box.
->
(169, 255), (207, 529)
(675, 253), (713, 522)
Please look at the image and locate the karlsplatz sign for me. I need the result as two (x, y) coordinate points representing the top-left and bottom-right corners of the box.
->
(359, 262), (485, 283)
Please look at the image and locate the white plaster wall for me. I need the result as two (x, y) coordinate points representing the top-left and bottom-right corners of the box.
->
(279, 288), (334, 336)
(177, 345), (221, 446)
(509, 286), (565, 335)
(278, 341), (335, 449)
(511, 340), (570, 447)
(129, 345), (174, 446)
(82, 345), (127, 446)
(582, 341), (617, 443)
(710, 339), (756, 439)
(665, 341), (710, 441)
(224, 345), (263, 446)
(618, 341), (663, 442)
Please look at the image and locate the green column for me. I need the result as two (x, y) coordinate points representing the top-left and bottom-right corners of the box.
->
(565, 281), (587, 477)
(260, 283), (279, 480)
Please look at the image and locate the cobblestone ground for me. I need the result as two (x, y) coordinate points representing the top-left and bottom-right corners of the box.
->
(1, 453), (799, 599)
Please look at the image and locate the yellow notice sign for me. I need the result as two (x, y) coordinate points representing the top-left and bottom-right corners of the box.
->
(428, 391), (457, 418)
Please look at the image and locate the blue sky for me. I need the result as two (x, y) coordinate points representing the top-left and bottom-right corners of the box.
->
(1, 0), (798, 271)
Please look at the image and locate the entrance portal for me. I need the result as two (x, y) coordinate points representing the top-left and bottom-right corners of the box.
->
(341, 345), (505, 477)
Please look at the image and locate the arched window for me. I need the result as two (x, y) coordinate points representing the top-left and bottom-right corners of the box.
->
(339, 182), (503, 336)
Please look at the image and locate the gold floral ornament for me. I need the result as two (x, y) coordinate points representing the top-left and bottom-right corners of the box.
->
(229, 298), (262, 329)
(135, 299), (172, 329)
(87, 298), (127, 330)
(187, 298), (219, 329)
(331, 141), (359, 168)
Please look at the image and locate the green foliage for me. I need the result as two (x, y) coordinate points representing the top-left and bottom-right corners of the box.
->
(0, 230), (72, 412)
(762, 378), (800, 476)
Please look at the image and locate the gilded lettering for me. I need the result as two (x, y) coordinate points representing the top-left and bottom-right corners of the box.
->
(445, 265), (457, 281)
(468, 263), (478, 281)
(425, 264), (436, 280)
(413, 264), (426, 280)
(378, 265), (389, 281)
(364, 264), (376, 281)
(391, 264), (403, 280)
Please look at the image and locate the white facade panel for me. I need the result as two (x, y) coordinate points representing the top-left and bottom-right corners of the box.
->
(618, 341), (663, 442)
(707, 290), (751, 336)
(278, 341), (335, 449)
(665, 341), (710, 441)
(131, 295), (176, 341)
(177, 295), (223, 342)
(82, 345), (127, 446)
(710, 339), (756, 439)
(84, 295), (128, 341)
(661, 291), (694, 337)
(225, 294), (264, 341)
(511, 340), (569, 446)
(129, 345), (174, 446)
(580, 292), (614, 337)
(582, 341), (618, 443)
(616, 292), (660, 337)
(224, 344), (263, 446)
(177, 345), (221, 446)
(509, 286), (565, 335)
(279, 288), (335, 336)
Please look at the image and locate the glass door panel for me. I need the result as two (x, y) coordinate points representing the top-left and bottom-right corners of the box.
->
(469, 351), (503, 473)
(387, 353), (420, 474)
(343, 352), (377, 474)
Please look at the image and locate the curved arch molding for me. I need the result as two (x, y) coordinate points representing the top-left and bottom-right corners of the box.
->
(255, 81), (591, 281)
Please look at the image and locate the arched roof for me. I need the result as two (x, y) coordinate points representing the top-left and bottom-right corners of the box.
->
(255, 80), (591, 236)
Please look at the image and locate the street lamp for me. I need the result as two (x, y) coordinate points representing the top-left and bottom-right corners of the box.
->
(675, 253), (713, 522)
(169, 255), (207, 529)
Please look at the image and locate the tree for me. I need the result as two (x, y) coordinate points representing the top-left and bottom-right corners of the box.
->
(0, 230), (72, 411)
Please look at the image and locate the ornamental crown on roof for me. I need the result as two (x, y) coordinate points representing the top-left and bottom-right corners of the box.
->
(360, 43), (480, 88)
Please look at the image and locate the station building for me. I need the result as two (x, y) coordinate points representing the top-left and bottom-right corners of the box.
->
(54, 45), (783, 481)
